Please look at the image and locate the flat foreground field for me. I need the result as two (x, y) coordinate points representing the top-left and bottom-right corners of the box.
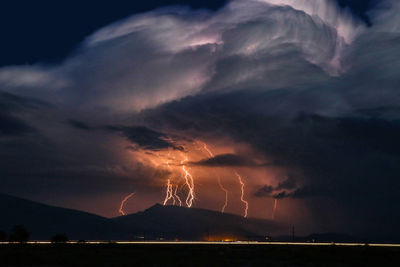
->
(0, 243), (399, 266)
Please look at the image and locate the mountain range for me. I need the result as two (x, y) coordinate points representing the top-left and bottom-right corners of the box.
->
(0, 194), (280, 240)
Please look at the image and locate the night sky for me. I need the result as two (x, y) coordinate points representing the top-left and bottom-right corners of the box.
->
(1, 0), (399, 239)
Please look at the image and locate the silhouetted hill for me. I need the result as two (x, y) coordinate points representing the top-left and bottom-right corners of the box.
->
(0, 194), (122, 240)
(0, 195), (281, 241)
(114, 204), (280, 240)
(3, 194), (375, 242)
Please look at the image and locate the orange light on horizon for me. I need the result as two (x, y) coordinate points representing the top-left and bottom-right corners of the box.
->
(205, 235), (240, 242)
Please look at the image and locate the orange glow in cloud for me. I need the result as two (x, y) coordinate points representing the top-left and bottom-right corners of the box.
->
(119, 192), (135, 216)
(120, 137), (287, 220)
(201, 141), (214, 157)
(234, 171), (249, 218)
(133, 144), (198, 209)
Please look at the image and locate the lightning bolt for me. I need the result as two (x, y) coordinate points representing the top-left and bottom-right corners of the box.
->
(163, 151), (179, 206)
(272, 198), (278, 220)
(162, 150), (188, 207)
(201, 141), (214, 157)
(181, 155), (195, 207)
(119, 192), (135, 216)
(174, 185), (182, 206)
(199, 141), (229, 213)
(163, 179), (175, 206)
(217, 177), (229, 213)
(234, 171), (249, 218)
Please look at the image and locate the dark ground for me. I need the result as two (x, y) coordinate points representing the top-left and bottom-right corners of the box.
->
(0, 244), (399, 266)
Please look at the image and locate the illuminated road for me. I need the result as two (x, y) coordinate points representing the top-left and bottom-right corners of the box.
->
(1, 241), (399, 247)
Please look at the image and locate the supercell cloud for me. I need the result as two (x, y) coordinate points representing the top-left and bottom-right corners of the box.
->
(0, 0), (399, 239)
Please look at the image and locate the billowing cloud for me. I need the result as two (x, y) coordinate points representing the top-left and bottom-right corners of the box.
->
(0, 0), (366, 113)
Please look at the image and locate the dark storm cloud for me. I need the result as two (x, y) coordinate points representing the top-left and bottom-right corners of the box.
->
(142, 89), (400, 235)
(0, 91), (48, 111)
(0, 113), (33, 136)
(191, 153), (266, 166)
(105, 125), (178, 151)
(0, 150), (169, 211)
(254, 175), (298, 198)
(254, 185), (274, 198)
(0, 118), (169, 201)
(289, 186), (334, 199)
(266, 186), (334, 199)
(259, 185), (335, 199)
(276, 175), (297, 190)
(68, 120), (93, 131)
(0, 92), (43, 136)
(67, 119), (182, 150)
(0, 93), (169, 202)
(273, 191), (288, 199)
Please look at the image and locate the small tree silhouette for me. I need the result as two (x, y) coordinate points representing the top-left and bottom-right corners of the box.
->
(9, 225), (30, 243)
(51, 234), (69, 243)
(0, 231), (7, 241)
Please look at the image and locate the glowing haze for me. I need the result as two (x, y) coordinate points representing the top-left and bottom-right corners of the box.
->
(0, 0), (400, 239)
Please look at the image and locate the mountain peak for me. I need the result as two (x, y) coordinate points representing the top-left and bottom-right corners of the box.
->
(0, 194), (281, 241)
